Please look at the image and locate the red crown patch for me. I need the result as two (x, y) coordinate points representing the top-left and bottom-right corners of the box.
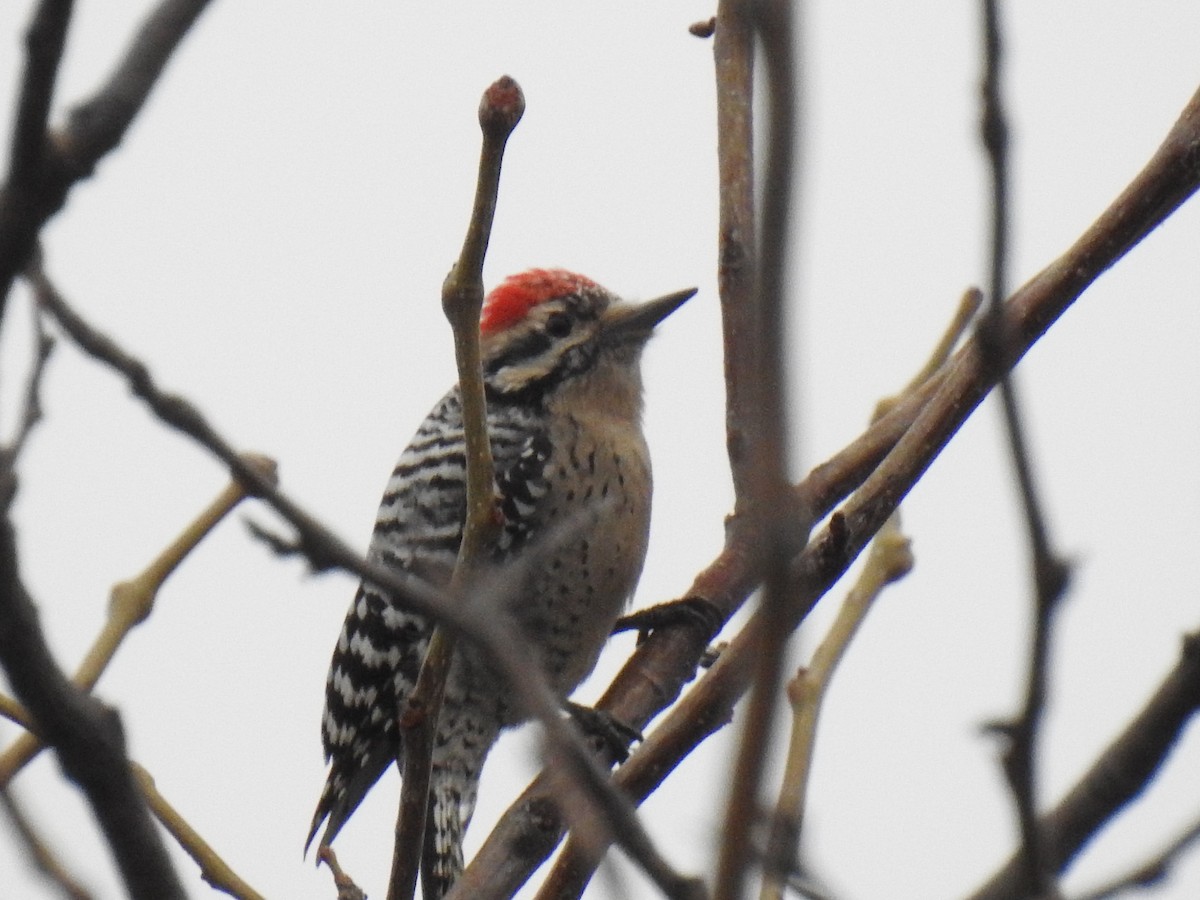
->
(480, 269), (597, 335)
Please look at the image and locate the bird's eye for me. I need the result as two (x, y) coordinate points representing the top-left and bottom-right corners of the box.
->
(545, 311), (573, 338)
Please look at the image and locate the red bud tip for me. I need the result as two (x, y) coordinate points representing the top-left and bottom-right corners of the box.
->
(479, 76), (525, 137)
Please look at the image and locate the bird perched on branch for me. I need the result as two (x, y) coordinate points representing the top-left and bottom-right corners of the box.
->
(308, 268), (694, 896)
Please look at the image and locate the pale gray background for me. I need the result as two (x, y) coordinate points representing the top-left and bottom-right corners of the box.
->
(1, 2), (1198, 898)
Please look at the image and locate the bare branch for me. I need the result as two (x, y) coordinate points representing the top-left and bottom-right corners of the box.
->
(0, 476), (184, 898)
(0, 461), (268, 896)
(0, 784), (93, 900)
(0, 692), (36, 730)
(712, 0), (805, 894)
(967, 633), (1200, 900)
(1, 0), (74, 318)
(712, 0), (758, 514)
(319, 847), (368, 900)
(393, 75), (524, 900)
(977, 5), (1072, 893)
(758, 281), (975, 899)
(1070, 816), (1200, 900)
(131, 763), (266, 900)
(1, 300), (55, 465)
(761, 523), (913, 900)
(705, 0), (762, 890)
(0, 0), (213, 311)
(7, 0), (73, 187)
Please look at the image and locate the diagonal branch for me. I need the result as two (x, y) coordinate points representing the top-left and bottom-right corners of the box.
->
(131, 763), (266, 900)
(0, 784), (93, 900)
(0, 457), (273, 897)
(1069, 815), (1200, 900)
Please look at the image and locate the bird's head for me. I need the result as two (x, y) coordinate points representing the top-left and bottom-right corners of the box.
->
(479, 269), (695, 402)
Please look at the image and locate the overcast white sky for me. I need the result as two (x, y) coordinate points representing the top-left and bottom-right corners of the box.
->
(1, 3), (1199, 899)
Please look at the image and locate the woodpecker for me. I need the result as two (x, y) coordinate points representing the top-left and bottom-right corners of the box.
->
(308, 268), (694, 896)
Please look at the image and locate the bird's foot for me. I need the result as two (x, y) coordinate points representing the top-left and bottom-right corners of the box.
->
(565, 701), (643, 763)
(613, 596), (723, 643)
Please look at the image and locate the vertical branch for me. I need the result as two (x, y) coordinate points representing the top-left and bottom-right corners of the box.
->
(444, 76), (526, 552)
(714, 0), (802, 896)
(712, 0), (759, 508)
(709, 4), (762, 893)
(977, 3), (1072, 896)
(760, 519), (912, 900)
(389, 76), (524, 900)
(0, 288), (55, 469)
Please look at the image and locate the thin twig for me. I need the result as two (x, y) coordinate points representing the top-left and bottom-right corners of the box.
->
(319, 847), (368, 900)
(0, 784), (93, 900)
(759, 283), (976, 900)
(0, 0), (213, 310)
(131, 763), (266, 900)
(977, 5), (1072, 894)
(967, 633), (1200, 900)
(0, 692), (36, 730)
(3, 711), (267, 897)
(1070, 816), (1200, 900)
(761, 521), (913, 900)
(0, 300), (55, 466)
(392, 75), (523, 900)
(0, 461), (271, 896)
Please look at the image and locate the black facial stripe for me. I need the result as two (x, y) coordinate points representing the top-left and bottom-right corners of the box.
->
(484, 329), (553, 378)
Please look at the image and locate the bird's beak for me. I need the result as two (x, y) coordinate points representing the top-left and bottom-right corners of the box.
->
(601, 287), (697, 343)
